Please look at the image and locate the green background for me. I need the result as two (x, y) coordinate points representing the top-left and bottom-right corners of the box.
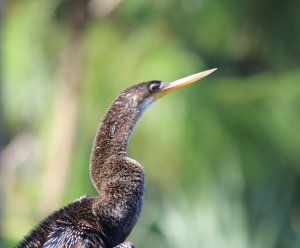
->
(1, 0), (300, 247)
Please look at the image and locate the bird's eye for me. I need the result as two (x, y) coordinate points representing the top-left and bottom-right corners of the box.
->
(149, 82), (161, 93)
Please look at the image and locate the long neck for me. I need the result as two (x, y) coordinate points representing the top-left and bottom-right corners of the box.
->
(90, 96), (142, 174)
(89, 95), (145, 245)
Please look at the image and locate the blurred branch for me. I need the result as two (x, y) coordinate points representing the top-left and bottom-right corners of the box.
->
(39, 0), (89, 215)
(39, 38), (82, 215)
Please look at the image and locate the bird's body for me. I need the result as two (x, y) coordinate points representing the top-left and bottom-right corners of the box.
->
(17, 197), (104, 247)
(16, 69), (216, 248)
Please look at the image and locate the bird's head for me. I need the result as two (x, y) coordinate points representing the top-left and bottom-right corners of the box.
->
(119, 68), (217, 113)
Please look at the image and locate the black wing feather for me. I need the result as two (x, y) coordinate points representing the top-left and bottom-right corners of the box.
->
(42, 219), (105, 248)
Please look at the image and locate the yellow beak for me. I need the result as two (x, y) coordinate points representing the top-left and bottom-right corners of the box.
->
(154, 68), (217, 99)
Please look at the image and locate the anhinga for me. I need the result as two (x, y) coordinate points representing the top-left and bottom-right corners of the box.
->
(17, 68), (217, 248)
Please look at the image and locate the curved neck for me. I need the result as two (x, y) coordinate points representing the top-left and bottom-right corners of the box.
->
(89, 91), (149, 245)
(90, 95), (142, 190)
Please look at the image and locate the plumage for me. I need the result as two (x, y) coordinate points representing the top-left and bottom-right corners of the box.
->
(16, 69), (216, 248)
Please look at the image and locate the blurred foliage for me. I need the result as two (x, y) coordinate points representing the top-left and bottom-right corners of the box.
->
(1, 0), (300, 247)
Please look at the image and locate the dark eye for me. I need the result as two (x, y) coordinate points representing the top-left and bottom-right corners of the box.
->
(149, 81), (161, 93)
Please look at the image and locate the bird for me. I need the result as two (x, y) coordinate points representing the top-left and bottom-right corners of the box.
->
(16, 68), (217, 248)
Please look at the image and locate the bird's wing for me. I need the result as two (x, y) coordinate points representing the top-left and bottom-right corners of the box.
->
(42, 219), (105, 248)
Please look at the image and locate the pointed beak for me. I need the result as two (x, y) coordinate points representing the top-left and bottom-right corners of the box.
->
(154, 68), (217, 100)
